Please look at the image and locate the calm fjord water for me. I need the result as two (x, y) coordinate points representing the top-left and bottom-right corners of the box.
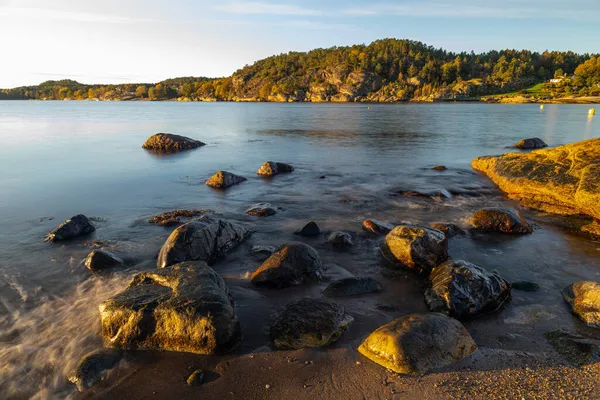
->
(0, 101), (599, 398)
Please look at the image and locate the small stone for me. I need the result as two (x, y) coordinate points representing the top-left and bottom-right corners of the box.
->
(265, 384), (271, 389)
(186, 370), (204, 386)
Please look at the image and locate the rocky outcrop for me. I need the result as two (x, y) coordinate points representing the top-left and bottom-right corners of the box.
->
(545, 329), (600, 365)
(362, 219), (395, 235)
(513, 138), (548, 149)
(327, 232), (353, 248)
(270, 298), (353, 349)
(251, 242), (324, 288)
(205, 171), (247, 189)
(84, 250), (124, 272)
(68, 349), (123, 392)
(358, 313), (477, 374)
(142, 133), (205, 153)
(562, 281), (600, 328)
(246, 203), (277, 217)
(382, 225), (448, 274)
(157, 216), (250, 268)
(295, 221), (321, 237)
(471, 208), (533, 233)
(425, 260), (512, 319)
(323, 277), (382, 297)
(99, 262), (241, 354)
(256, 161), (294, 176)
(45, 214), (95, 242)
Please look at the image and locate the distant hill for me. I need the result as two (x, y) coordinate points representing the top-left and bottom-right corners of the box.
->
(2, 39), (599, 102)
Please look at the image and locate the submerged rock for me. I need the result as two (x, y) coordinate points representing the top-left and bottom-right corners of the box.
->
(84, 250), (124, 272)
(256, 161), (294, 176)
(295, 221), (321, 237)
(246, 203), (277, 217)
(425, 260), (512, 319)
(545, 329), (600, 365)
(270, 298), (353, 349)
(513, 137), (548, 149)
(562, 281), (600, 328)
(327, 231), (353, 248)
(430, 223), (465, 238)
(397, 189), (451, 200)
(382, 225), (448, 274)
(157, 216), (250, 268)
(45, 214), (95, 242)
(362, 219), (395, 235)
(250, 245), (276, 261)
(251, 242), (324, 288)
(205, 171), (247, 189)
(471, 208), (533, 233)
(142, 133), (205, 153)
(511, 281), (541, 292)
(323, 277), (382, 297)
(432, 165), (448, 171)
(99, 261), (241, 354)
(68, 349), (123, 392)
(358, 313), (477, 374)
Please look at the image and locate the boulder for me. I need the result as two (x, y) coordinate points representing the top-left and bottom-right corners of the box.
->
(328, 231), (353, 248)
(295, 221), (321, 237)
(513, 137), (548, 149)
(471, 208), (533, 233)
(430, 223), (464, 238)
(362, 219), (395, 235)
(84, 250), (124, 272)
(157, 216), (250, 268)
(205, 171), (247, 189)
(562, 281), (600, 328)
(425, 260), (512, 319)
(251, 242), (324, 288)
(142, 133), (205, 153)
(256, 161), (294, 176)
(382, 225), (448, 274)
(99, 261), (241, 354)
(358, 313), (477, 374)
(45, 214), (95, 242)
(270, 298), (353, 349)
(323, 277), (382, 297)
(545, 329), (600, 365)
(246, 203), (277, 217)
(68, 349), (122, 392)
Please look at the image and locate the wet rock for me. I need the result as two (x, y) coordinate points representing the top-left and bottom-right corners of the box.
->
(100, 261), (241, 354)
(430, 223), (464, 238)
(148, 209), (210, 226)
(157, 215), (250, 268)
(142, 133), (205, 153)
(256, 161), (294, 176)
(362, 219), (395, 235)
(45, 214), (95, 242)
(250, 245), (276, 261)
(511, 281), (540, 292)
(205, 171), (247, 189)
(397, 189), (451, 200)
(358, 313), (477, 374)
(295, 221), (321, 237)
(513, 137), (548, 149)
(471, 208), (533, 233)
(323, 277), (382, 297)
(270, 298), (353, 349)
(246, 203), (277, 217)
(382, 225), (448, 274)
(251, 242), (324, 288)
(562, 281), (600, 328)
(425, 260), (512, 319)
(68, 349), (122, 392)
(432, 165), (448, 171)
(545, 329), (600, 365)
(84, 250), (124, 272)
(186, 369), (205, 386)
(327, 231), (353, 248)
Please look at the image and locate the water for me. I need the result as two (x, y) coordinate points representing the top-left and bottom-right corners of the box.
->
(0, 101), (599, 399)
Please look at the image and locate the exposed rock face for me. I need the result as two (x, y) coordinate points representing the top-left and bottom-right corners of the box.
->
(295, 221), (321, 237)
(358, 313), (477, 374)
(430, 223), (464, 238)
(425, 260), (512, 319)
(205, 171), (247, 189)
(323, 277), (382, 297)
(383, 225), (448, 274)
(84, 250), (124, 272)
(250, 242), (324, 288)
(513, 138), (548, 149)
(545, 329), (600, 365)
(270, 298), (353, 349)
(328, 231), (353, 248)
(99, 262), (241, 354)
(142, 133), (205, 152)
(157, 216), (250, 268)
(562, 281), (600, 328)
(68, 349), (122, 392)
(472, 139), (600, 235)
(256, 161), (294, 176)
(362, 219), (395, 235)
(471, 208), (533, 233)
(246, 203), (277, 217)
(45, 214), (95, 242)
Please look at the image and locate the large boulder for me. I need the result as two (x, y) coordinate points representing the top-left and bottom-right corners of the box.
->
(513, 137), (548, 149)
(142, 133), (205, 153)
(358, 313), (477, 374)
(99, 262), (241, 354)
(68, 349), (122, 392)
(84, 250), (124, 272)
(205, 171), (247, 189)
(270, 298), (353, 349)
(256, 161), (294, 176)
(425, 260), (512, 319)
(157, 216), (250, 268)
(382, 225), (448, 274)
(323, 277), (382, 297)
(562, 281), (600, 328)
(471, 208), (533, 233)
(45, 214), (95, 242)
(250, 242), (324, 288)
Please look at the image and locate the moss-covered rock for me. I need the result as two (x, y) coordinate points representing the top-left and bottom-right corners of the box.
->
(562, 281), (600, 328)
(142, 133), (205, 153)
(382, 225), (448, 274)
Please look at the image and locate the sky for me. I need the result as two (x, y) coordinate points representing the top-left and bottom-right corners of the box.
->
(0, 0), (599, 88)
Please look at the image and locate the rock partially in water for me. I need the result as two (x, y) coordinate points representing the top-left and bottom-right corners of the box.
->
(142, 133), (205, 153)
(270, 298), (353, 349)
(430, 223), (465, 238)
(251, 242), (324, 288)
(513, 137), (548, 149)
(432, 165), (448, 171)
(511, 281), (541, 292)
(100, 261), (241, 354)
(68, 348), (123, 392)
(562, 281), (600, 328)
(205, 171), (247, 189)
(186, 369), (205, 386)
(256, 161), (294, 176)
(397, 189), (451, 200)
(323, 277), (382, 297)
(250, 245), (276, 261)
(358, 313), (477, 374)
(157, 216), (250, 268)
(425, 260), (512, 319)
(362, 219), (395, 235)
(382, 225), (448, 274)
(545, 329), (600, 365)
(45, 214), (95, 242)
(471, 208), (533, 234)
(148, 209), (210, 226)
(84, 250), (124, 272)
(327, 231), (353, 248)
(295, 221), (321, 237)
(246, 203), (277, 217)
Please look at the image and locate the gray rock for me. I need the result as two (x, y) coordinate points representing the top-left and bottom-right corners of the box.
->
(328, 231), (353, 248)
(84, 250), (124, 272)
(295, 221), (321, 237)
(323, 277), (382, 297)
(513, 137), (548, 149)
(256, 161), (294, 176)
(545, 329), (600, 365)
(45, 214), (95, 242)
(142, 133), (205, 153)
(246, 203), (277, 217)
(562, 281), (600, 328)
(382, 225), (448, 274)
(205, 171), (247, 189)
(68, 348), (122, 392)
(362, 219), (395, 235)
(471, 208), (533, 234)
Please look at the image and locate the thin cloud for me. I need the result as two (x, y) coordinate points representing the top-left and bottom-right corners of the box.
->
(0, 7), (154, 23)
(214, 2), (323, 16)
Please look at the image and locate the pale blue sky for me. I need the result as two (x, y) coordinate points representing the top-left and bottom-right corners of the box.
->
(1, 0), (599, 88)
